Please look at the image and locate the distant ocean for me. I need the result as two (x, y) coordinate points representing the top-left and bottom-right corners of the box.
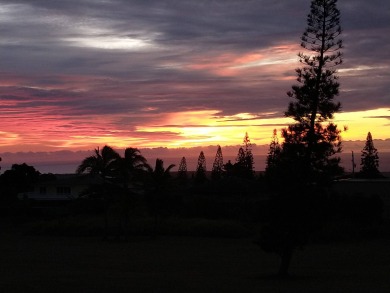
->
(4, 152), (390, 174)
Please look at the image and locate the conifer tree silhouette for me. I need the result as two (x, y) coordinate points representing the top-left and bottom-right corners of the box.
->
(211, 145), (224, 180)
(283, 0), (344, 183)
(360, 132), (381, 178)
(265, 129), (282, 186)
(259, 0), (344, 277)
(177, 156), (188, 180)
(195, 151), (207, 182)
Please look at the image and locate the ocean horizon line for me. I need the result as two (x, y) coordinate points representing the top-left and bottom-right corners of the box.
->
(2, 152), (390, 175)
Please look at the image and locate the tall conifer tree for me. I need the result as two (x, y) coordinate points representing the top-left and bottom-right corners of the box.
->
(283, 0), (344, 182)
(265, 129), (281, 176)
(242, 132), (254, 173)
(211, 145), (224, 180)
(360, 132), (380, 177)
(177, 156), (188, 180)
(195, 151), (207, 182)
(259, 0), (344, 278)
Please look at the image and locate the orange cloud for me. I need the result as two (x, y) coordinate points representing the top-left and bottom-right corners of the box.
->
(185, 43), (299, 77)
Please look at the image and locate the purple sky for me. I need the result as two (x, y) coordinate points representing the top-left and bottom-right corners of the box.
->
(0, 0), (390, 171)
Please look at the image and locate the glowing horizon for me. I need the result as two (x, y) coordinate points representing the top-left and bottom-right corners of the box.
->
(1, 1), (389, 154)
(1, 107), (389, 153)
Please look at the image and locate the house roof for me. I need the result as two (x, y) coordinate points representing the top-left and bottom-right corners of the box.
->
(38, 173), (105, 186)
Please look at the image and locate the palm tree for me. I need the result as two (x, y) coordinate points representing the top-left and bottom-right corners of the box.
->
(113, 147), (149, 239)
(76, 145), (121, 209)
(117, 147), (149, 189)
(150, 158), (175, 186)
(76, 145), (120, 180)
(76, 146), (121, 238)
(77, 146), (149, 239)
(146, 158), (175, 237)
(77, 146), (149, 189)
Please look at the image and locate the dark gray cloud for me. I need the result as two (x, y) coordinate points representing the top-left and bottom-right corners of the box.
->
(0, 0), (389, 150)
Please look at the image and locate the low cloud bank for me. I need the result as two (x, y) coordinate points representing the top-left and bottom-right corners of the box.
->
(1, 140), (390, 173)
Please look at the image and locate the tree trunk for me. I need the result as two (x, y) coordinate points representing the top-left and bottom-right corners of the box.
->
(278, 247), (293, 278)
(103, 206), (109, 240)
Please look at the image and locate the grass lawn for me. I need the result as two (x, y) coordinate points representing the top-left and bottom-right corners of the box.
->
(1, 231), (390, 293)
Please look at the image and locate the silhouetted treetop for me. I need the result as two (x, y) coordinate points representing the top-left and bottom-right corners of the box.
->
(211, 145), (224, 181)
(283, 0), (344, 183)
(76, 145), (120, 179)
(177, 156), (188, 180)
(195, 151), (207, 182)
(260, 0), (344, 278)
(360, 132), (381, 178)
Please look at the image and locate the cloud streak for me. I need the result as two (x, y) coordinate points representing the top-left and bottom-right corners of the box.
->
(0, 0), (389, 152)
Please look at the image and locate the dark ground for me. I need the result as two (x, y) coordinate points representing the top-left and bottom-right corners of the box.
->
(1, 231), (390, 293)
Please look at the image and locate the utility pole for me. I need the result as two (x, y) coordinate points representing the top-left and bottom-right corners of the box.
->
(351, 151), (356, 177)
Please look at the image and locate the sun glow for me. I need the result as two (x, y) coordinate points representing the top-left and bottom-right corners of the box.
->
(135, 110), (292, 148)
(334, 108), (390, 140)
(1, 107), (389, 153)
(132, 108), (390, 149)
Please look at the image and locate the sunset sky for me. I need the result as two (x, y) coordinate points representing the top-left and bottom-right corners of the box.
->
(1, 0), (389, 162)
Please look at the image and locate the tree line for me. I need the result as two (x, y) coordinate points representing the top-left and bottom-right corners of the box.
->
(0, 0), (386, 278)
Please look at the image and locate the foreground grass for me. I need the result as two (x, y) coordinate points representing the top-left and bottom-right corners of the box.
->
(22, 214), (253, 238)
(0, 230), (390, 293)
